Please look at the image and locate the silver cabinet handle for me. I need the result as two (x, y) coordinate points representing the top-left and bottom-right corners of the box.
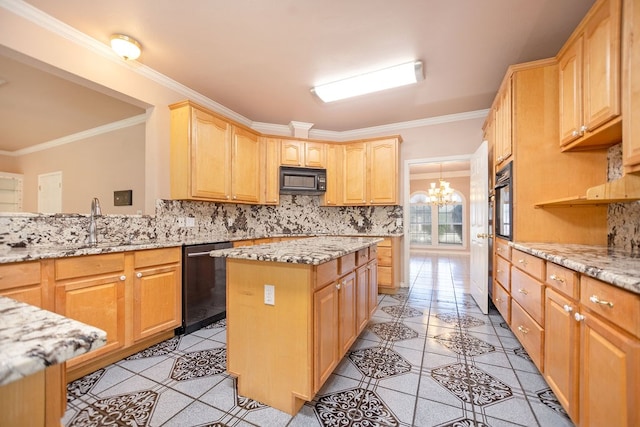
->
(336, 282), (341, 290)
(589, 295), (614, 308)
(120, 275), (126, 281)
(517, 325), (529, 335)
(518, 259), (527, 267)
(549, 274), (565, 283)
(572, 130), (579, 137)
(580, 125), (588, 133)
(563, 304), (573, 313)
(518, 288), (529, 295)
(136, 272), (143, 278)
(574, 313), (585, 322)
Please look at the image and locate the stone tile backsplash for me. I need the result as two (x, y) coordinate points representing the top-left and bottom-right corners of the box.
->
(607, 143), (640, 252)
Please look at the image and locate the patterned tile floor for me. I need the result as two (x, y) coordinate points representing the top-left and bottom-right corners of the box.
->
(63, 253), (575, 426)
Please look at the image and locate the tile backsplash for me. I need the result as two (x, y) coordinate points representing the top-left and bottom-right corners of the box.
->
(607, 143), (640, 252)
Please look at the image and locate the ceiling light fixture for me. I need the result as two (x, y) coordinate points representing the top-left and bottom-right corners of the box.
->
(110, 34), (142, 60)
(429, 164), (456, 206)
(311, 60), (424, 103)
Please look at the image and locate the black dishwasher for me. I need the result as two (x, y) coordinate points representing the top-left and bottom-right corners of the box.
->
(178, 242), (232, 335)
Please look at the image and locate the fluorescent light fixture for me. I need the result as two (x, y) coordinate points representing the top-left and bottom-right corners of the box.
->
(110, 34), (142, 60)
(312, 60), (424, 102)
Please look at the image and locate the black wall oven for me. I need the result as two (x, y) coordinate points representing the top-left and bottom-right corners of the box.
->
(495, 162), (513, 241)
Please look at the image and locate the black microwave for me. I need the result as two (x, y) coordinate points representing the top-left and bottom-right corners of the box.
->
(279, 166), (327, 195)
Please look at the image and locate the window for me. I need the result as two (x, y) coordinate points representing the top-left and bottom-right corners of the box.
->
(410, 191), (464, 248)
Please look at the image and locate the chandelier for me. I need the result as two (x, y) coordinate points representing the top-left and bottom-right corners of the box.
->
(428, 165), (455, 206)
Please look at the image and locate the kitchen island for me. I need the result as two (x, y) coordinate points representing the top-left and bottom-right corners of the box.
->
(209, 236), (382, 415)
(0, 296), (106, 426)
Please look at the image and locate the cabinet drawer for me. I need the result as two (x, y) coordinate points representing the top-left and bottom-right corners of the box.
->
(315, 259), (338, 289)
(0, 261), (40, 291)
(580, 276), (640, 338)
(55, 253), (125, 280)
(495, 238), (511, 261)
(511, 300), (544, 371)
(512, 249), (545, 281)
(495, 256), (511, 291)
(493, 281), (511, 324)
(511, 266), (544, 325)
(546, 262), (579, 299)
(369, 244), (378, 259)
(377, 247), (392, 266)
(356, 248), (369, 266)
(377, 238), (391, 248)
(134, 247), (181, 269)
(339, 253), (356, 275)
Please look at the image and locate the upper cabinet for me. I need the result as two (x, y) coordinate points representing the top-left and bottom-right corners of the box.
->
(262, 137), (281, 205)
(622, 0), (640, 173)
(558, 0), (622, 151)
(342, 138), (399, 205)
(493, 78), (513, 170)
(170, 101), (261, 204)
(281, 140), (327, 168)
(323, 144), (342, 206)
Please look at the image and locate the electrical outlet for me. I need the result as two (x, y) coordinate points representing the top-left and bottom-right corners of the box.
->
(264, 284), (275, 305)
(186, 217), (195, 227)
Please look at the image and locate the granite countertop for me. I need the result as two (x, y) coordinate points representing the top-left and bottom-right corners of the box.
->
(209, 236), (384, 265)
(511, 242), (640, 295)
(0, 296), (107, 386)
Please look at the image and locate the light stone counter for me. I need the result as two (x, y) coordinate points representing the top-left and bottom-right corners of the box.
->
(511, 242), (640, 295)
(209, 236), (384, 265)
(0, 296), (106, 386)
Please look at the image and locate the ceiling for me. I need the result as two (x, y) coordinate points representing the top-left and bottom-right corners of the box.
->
(3, 0), (595, 154)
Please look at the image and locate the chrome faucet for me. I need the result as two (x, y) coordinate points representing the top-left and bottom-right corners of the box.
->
(88, 197), (102, 246)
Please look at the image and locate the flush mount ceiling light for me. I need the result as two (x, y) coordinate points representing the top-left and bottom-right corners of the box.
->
(311, 60), (424, 103)
(110, 34), (142, 60)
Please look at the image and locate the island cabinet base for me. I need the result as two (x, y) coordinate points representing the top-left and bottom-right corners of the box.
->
(225, 245), (378, 415)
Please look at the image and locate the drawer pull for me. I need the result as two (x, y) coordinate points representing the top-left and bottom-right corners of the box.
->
(517, 325), (529, 335)
(589, 295), (614, 308)
(563, 304), (573, 313)
(549, 274), (565, 284)
(336, 282), (341, 290)
(574, 313), (585, 322)
(495, 297), (502, 303)
(496, 269), (502, 273)
(518, 288), (529, 295)
(120, 275), (126, 281)
(518, 259), (528, 267)
(136, 272), (143, 278)
(496, 247), (502, 252)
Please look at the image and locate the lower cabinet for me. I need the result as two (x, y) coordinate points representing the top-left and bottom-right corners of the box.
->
(377, 236), (401, 293)
(54, 248), (181, 377)
(0, 260), (45, 308)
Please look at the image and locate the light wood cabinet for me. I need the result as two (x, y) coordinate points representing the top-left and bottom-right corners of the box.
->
(225, 245), (377, 415)
(262, 137), (280, 204)
(622, 0), (640, 173)
(494, 79), (512, 169)
(377, 236), (402, 294)
(322, 143), (342, 206)
(0, 260), (44, 308)
(281, 140), (326, 168)
(558, 0), (622, 150)
(170, 101), (261, 204)
(343, 143), (367, 205)
(54, 248), (181, 377)
(492, 237), (512, 324)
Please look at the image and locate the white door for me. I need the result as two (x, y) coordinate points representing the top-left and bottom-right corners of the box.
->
(38, 171), (62, 213)
(470, 141), (489, 313)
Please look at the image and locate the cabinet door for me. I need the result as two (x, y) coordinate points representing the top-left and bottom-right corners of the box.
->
(355, 266), (369, 334)
(343, 143), (367, 205)
(368, 139), (398, 204)
(338, 271), (357, 355)
(544, 288), (579, 423)
(322, 144), (342, 206)
(623, 0), (640, 171)
(133, 264), (181, 341)
(305, 142), (326, 168)
(583, 0), (621, 132)
(55, 274), (126, 366)
(192, 108), (231, 199)
(579, 312), (640, 427)
(231, 127), (261, 203)
(263, 137), (280, 205)
(281, 140), (304, 166)
(559, 36), (583, 146)
(314, 282), (339, 391)
(367, 259), (378, 317)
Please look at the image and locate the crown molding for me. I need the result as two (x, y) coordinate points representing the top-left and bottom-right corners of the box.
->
(2, 113), (148, 157)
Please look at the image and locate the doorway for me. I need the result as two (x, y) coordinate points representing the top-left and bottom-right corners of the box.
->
(38, 171), (62, 213)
